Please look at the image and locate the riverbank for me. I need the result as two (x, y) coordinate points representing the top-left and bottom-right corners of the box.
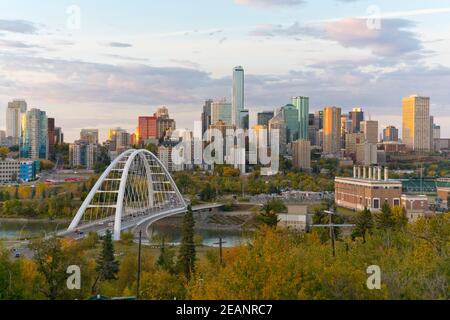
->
(0, 217), (71, 224)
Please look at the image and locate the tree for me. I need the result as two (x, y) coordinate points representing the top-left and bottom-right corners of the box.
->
(157, 237), (175, 273)
(0, 147), (8, 160)
(199, 183), (215, 202)
(262, 199), (287, 214)
(392, 206), (408, 229)
(177, 206), (196, 280)
(92, 230), (120, 293)
(375, 202), (395, 230)
(351, 207), (373, 243)
(145, 143), (158, 154)
(257, 209), (279, 228)
(31, 238), (68, 300)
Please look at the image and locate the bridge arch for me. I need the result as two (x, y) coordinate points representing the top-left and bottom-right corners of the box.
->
(67, 149), (187, 240)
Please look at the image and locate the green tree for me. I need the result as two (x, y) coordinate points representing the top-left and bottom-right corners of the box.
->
(31, 238), (68, 300)
(351, 207), (373, 243)
(375, 202), (395, 229)
(199, 183), (215, 202)
(157, 237), (175, 273)
(177, 206), (196, 280)
(257, 209), (279, 227)
(262, 198), (287, 214)
(92, 230), (120, 293)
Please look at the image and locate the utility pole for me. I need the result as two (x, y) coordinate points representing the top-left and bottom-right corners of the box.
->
(137, 230), (142, 300)
(311, 210), (355, 258)
(213, 237), (227, 266)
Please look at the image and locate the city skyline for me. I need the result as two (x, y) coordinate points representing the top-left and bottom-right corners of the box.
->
(1, 0), (450, 141)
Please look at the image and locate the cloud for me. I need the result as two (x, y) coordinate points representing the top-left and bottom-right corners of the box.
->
(0, 39), (41, 49)
(104, 42), (133, 48)
(250, 17), (423, 57)
(0, 19), (39, 34)
(235, 0), (304, 7)
(324, 18), (422, 57)
(169, 59), (201, 69)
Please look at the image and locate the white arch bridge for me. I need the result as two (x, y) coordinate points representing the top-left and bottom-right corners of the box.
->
(58, 149), (221, 241)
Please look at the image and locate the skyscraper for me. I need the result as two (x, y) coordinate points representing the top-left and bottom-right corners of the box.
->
(70, 140), (98, 170)
(281, 104), (299, 144)
(402, 95), (431, 152)
(156, 107), (176, 141)
(323, 106), (342, 155)
(211, 99), (232, 126)
(269, 110), (287, 156)
(201, 99), (213, 136)
(138, 116), (158, 144)
(108, 127), (130, 152)
(80, 129), (99, 144)
(349, 107), (364, 133)
(21, 108), (48, 159)
(383, 126), (399, 142)
(47, 118), (56, 160)
(257, 111), (274, 127)
(292, 139), (311, 170)
(361, 120), (379, 144)
(232, 66), (244, 128)
(239, 110), (249, 130)
(292, 96), (309, 140)
(6, 100), (27, 145)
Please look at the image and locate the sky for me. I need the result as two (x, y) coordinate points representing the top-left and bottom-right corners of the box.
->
(1, 0), (450, 142)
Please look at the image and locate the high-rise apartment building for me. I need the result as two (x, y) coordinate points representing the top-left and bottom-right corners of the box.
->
(323, 106), (342, 155)
(383, 126), (399, 142)
(211, 99), (232, 126)
(402, 95), (431, 152)
(292, 96), (309, 140)
(232, 66), (244, 128)
(349, 107), (364, 133)
(361, 120), (379, 144)
(21, 108), (48, 159)
(6, 99), (27, 145)
(80, 129), (99, 144)
(70, 140), (97, 170)
(292, 139), (311, 170)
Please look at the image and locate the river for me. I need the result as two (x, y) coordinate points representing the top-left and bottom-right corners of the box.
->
(148, 224), (251, 248)
(0, 220), (69, 240)
(0, 219), (250, 247)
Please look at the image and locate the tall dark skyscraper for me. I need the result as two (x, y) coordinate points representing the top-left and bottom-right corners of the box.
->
(257, 111), (274, 127)
(349, 107), (364, 133)
(201, 99), (213, 136)
(47, 118), (56, 160)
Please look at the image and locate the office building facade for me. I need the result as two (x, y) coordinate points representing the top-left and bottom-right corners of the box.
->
(292, 96), (309, 140)
(402, 95), (431, 152)
(232, 66), (245, 128)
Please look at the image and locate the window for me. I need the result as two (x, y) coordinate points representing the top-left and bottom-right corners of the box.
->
(394, 199), (400, 206)
(373, 198), (380, 209)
